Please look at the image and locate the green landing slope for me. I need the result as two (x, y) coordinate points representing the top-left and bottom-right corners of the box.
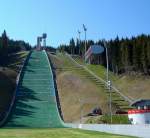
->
(4, 51), (64, 128)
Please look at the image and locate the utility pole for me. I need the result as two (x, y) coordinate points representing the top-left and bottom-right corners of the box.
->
(104, 41), (112, 124)
(83, 24), (87, 62)
(78, 30), (81, 55)
(105, 43), (109, 82)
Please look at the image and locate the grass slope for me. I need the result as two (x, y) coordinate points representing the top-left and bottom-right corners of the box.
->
(74, 56), (150, 100)
(8, 51), (29, 72)
(0, 71), (16, 115)
(85, 62), (150, 100)
(0, 51), (28, 121)
(115, 75), (150, 100)
(48, 53), (130, 124)
(0, 128), (136, 138)
(72, 56), (132, 110)
(49, 53), (111, 122)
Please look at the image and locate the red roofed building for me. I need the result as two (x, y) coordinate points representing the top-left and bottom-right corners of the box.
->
(128, 99), (150, 124)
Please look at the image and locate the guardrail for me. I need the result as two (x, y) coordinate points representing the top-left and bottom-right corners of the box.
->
(0, 51), (32, 127)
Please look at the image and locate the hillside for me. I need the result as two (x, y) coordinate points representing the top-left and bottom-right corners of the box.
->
(48, 53), (107, 123)
(48, 53), (132, 123)
(115, 75), (150, 100)
(0, 51), (28, 121)
(72, 55), (150, 101)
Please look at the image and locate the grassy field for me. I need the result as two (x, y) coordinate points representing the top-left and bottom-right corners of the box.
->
(0, 128), (136, 138)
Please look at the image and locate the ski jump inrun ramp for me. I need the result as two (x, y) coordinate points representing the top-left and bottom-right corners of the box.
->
(1, 50), (64, 128)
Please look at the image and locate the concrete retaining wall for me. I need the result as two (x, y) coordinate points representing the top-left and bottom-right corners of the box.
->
(67, 123), (150, 138)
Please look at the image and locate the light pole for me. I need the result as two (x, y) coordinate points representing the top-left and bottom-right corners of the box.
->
(83, 24), (87, 62)
(105, 43), (109, 82)
(104, 42), (112, 124)
(78, 30), (81, 55)
(108, 80), (112, 124)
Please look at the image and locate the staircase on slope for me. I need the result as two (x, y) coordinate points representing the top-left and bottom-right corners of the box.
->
(4, 51), (64, 128)
(71, 55), (132, 111)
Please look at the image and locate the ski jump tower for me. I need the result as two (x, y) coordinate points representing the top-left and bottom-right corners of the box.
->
(36, 33), (47, 51)
(42, 33), (47, 48)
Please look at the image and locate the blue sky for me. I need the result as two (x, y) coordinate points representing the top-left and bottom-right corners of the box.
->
(0, 0), (150, 47)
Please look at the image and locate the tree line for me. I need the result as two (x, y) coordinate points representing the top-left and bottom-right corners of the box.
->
(0, 30), (31, 66)
(58, 34), (150, 75)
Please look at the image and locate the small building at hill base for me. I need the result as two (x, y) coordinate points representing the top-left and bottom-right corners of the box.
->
(128, 99), (150, 124)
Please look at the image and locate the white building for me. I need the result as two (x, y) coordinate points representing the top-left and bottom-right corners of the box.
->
(128, 99), (150, 124)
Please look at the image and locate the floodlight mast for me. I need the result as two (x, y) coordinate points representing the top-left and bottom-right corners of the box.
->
(104, 42), (109, 83)
(83, 24), (87, 62)
(104, 41), (112, 124)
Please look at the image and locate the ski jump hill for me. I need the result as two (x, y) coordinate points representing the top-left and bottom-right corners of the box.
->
(1, 50), (64, 128)
(1, 50), (150, 137)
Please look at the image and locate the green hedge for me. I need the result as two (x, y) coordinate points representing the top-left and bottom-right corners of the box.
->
(86, 114), (130, 124)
